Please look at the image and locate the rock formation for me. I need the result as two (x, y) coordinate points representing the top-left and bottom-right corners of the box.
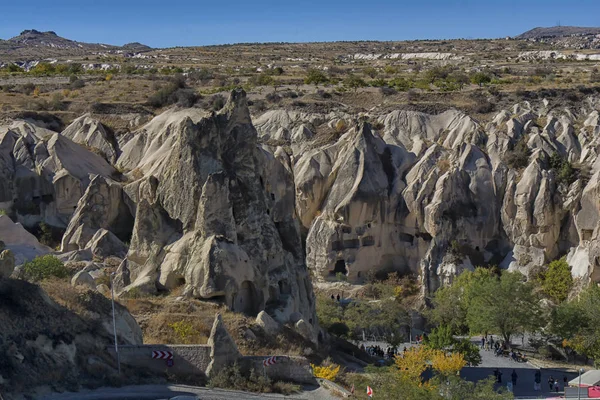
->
(5, 88), (600, 320)
(109, 90), (316, 338)
(257, 99), (600, 294)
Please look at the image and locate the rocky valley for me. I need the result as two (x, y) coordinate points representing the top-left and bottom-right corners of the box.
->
(1, 24), (600, 399)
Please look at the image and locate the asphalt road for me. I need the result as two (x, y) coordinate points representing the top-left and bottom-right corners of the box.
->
(37, 384), (337, 400)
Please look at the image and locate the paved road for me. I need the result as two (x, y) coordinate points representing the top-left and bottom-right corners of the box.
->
(37, 384), (337, 400)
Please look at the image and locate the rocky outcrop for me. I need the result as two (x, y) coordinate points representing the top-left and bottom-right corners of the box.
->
(0, 215), (51, 265)
(205, 313), (241, 377)
(0, 278), (142, 395)
(114, 90), (317, 337)
(0, 120), (116, 228)
(61, 114), (119, 163)
(61, 175), (133, 254)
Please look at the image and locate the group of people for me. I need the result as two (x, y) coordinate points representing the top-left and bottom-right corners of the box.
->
(481, 335), (526, 362)
(360, 344), (397, 358)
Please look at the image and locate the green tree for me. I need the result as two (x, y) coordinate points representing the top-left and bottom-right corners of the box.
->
(425, 325), (455, 349)
(344, 74), (366, 92)
(540, 257), (573, 303)
(304, 69), (328, 86)
(23, 255), (69, 281)
(448, 71), (470, 90)
(551, 285), (600, 366)
(425, 325), (482, 367)
(467, 271), (542, 344)
(470, 72), (492, 87)
(363, 67), (378, 78)
(316, 294), (343, 329)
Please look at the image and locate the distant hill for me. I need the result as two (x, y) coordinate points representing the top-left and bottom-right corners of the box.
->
(517, 26), (600, 39)
(0, 29), (151, 59)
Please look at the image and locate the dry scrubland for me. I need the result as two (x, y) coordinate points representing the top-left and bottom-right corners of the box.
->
(1, 38), (600, 131)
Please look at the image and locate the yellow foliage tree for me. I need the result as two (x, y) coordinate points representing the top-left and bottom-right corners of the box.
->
(431, 349), (466, 377)
(394, 346), (432, 383)
(311, 363), (341, 381)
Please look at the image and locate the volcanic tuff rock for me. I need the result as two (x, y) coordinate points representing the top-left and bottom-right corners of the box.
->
(5, 88), (600, 320)
(0, 120), (115, 228)
(257, 98), (600, 294)
(112, 90), (316, 337)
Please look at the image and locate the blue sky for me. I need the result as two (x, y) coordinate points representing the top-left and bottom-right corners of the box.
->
(0, 0), (599, 47)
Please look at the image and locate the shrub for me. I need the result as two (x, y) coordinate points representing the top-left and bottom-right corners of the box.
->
(21, 83), (36, 95)
(505, 137), (530, 169)
(335, 120), (347, 133)
(23, 255), (69, 281)
(380, 86), (397, 96)
(311, 363), (341, 381)
(470, 72), (491, 87)
(540, 257), (573, 303)
(344, 75), (366, 92)
(147, 75), (199, 108)
(265, 92), (282, 103)
(328, 322), (349, 337)
(304, 69), (328, 86)
(69, 79), (85, 90)
(208, 363), (300, 395)
(210, 94), (226, 111)
(49, 93), (67, 111)
(250, 73), (274, 86)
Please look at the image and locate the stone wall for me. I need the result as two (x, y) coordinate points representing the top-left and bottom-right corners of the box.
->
(110, 344), (211, 380)
(239, 355), (316, 385)
(108, 313), (316, 385)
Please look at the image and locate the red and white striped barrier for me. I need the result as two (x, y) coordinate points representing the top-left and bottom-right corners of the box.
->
(263, 356), (277, 367)
(152, 350), (173, 360)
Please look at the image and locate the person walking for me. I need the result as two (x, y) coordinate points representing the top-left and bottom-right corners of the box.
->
(481, 337), (485, 349)
(511, 369), (518, 386)
(548, 375), (554, 391)
(554, 379), (560, 393)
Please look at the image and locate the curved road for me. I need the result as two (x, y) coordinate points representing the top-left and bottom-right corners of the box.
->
(37, 384), (336, 400)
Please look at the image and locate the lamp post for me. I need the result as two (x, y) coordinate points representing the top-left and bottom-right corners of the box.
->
(578, 367), (584, 400)
(110, 272), (121, 375)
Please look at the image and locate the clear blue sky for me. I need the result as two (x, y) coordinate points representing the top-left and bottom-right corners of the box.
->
(1, 0), (599, 48)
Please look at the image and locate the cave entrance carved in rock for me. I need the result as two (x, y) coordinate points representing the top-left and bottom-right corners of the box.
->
(332, 259), (348, 276)
(234, 280), (260, 317)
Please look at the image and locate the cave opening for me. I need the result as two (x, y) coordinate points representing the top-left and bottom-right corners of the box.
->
(332, 259), (348, 276)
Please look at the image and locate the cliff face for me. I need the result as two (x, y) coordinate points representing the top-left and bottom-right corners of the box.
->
(257, 100), (600, 295)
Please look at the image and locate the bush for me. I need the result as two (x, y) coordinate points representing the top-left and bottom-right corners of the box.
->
(304, 69), (328, 85)
(21, 83), (35, 95)
(49, 93), (67, 111)
(69, 78), (85, 90)
(344, 75), (366, 92)
(470, 72), (491, 87)
(23, 255), (69, 281)
(210, 94), (226, 111)
(380, 86), (397, 96)
(328, 322), (350, 337)
(208, 363), (300, 395)
(505, 137), (531, 169)
(265, 92), (282, 103)
(540, 257), (573, 303)
(147, 75), (199, 108)
(311, 363), (341, 381)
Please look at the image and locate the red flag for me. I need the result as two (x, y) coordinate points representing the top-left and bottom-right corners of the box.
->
(367, 385), (373, 397)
